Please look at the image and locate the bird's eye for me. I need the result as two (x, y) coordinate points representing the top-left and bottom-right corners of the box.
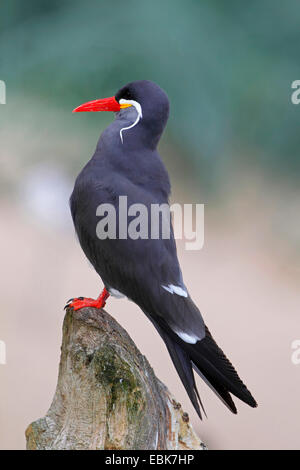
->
(122, 90), (132, 100)
(115, 88), (134, 103)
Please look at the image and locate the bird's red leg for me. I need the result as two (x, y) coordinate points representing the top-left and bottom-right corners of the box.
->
(65, 287), (110, 311)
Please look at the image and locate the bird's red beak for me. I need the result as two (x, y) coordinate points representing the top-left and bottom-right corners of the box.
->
(72, 96), (130, 113)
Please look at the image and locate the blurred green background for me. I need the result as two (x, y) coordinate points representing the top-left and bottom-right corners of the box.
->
(1, 0), (300, 189)
(1, 0), (300, 450)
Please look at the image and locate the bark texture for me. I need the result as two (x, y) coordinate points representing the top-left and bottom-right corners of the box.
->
(26, 307), (206, 450)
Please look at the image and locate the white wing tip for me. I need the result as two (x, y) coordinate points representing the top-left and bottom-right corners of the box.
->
(162, 284), (188, 297)
(175, 330), (199, 344)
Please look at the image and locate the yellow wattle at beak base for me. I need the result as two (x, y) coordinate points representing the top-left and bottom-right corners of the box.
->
(120, 103), (132, 109)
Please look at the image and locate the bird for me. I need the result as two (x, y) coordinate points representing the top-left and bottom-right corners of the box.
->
(67, 80), (257, 418)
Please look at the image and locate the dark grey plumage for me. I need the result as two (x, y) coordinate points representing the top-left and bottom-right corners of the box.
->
(70, 80), (257, 417)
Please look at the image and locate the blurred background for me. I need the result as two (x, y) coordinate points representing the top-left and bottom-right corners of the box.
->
(0, 0), (300, 450)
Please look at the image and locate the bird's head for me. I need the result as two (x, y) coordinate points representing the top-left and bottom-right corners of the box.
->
(73, 80), (169, 148)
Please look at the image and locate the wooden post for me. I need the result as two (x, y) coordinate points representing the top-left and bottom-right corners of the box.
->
(26, 307), (206, 450)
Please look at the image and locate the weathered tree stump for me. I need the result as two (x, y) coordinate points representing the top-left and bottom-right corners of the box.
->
(26, 307), (206, 450)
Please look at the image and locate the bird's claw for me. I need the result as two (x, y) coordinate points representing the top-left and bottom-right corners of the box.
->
(64, 296), (106, 311)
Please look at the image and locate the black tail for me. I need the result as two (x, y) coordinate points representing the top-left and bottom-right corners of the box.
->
(158, 327), (206, 418)
(157, 323), (257, 418)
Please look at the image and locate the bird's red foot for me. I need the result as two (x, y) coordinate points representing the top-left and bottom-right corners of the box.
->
(64, 288), (109, 311)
